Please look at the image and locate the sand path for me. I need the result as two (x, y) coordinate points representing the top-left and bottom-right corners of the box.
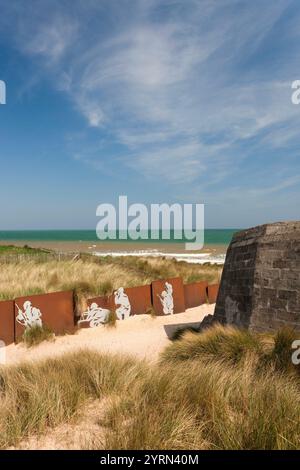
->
(5, 304), (214, 449)
(4, 304), (214, 365)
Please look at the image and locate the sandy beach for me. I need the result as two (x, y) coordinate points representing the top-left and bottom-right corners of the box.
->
(0, 239), (227, 254)
(0, 239), (227, 265)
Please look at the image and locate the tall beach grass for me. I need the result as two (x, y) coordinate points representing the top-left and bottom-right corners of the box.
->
(0, 255), (222, 304)
(1, 325), (300, 450)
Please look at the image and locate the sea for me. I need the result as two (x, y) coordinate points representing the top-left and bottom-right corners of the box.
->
(0, 229), (241, 265)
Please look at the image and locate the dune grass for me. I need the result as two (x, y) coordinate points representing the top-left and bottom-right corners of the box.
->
(0, 255), (221, 303)
(161, 324), (300, 373)
(0, 350), (143, 448)
(103, 358), (300, 450)
(106, 308), (118, 328)
(102, 326), (300, 450)
(21, 325), (55, 348)
(161, 324), (264, 365)
(1, 325), (300, 450)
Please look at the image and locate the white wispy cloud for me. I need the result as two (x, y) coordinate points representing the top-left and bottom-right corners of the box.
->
(23, 16), (78, 63)
(1, 0), (299, 198)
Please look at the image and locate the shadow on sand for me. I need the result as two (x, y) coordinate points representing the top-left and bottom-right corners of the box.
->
(163, 314), (215, 341)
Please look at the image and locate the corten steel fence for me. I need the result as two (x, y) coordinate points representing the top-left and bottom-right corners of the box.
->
(0, 279), (220, 343)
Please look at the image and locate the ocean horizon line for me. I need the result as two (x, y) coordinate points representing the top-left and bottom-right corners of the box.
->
(0, 228), (242, 231)
(0, 229), (239, 246)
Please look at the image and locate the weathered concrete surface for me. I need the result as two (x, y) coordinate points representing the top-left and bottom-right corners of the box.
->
(214, 222), (300, 331)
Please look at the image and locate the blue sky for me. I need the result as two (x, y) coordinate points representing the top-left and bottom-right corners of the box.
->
(0, 0), (300, 229)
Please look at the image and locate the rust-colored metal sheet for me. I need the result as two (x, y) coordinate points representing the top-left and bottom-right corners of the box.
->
(15, 291), (75, 340)
(77, 295), (113, 328)
(184, 281), (208, 309)
(0, 300), (15, 345)
(87, 295), (113, 310)
(82, 284), (152, 327)
(119, 285), (152, 316)
(151, 277), (185, 316)
(207, 283), (220, 304)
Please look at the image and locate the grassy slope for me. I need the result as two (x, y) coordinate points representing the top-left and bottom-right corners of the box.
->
(0, 245), (49, 254)
(0, 250), (222, 304)
(1, 325), (300, 450)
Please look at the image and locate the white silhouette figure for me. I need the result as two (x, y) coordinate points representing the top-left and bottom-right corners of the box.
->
(78, 302), (110, 328)
(158, 282), (174, 315)
(16, 301), (43, 328)
(114, 287), (131, 320)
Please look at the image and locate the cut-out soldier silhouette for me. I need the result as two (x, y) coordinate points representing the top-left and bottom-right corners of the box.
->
(16, 301), (43, 328)
(78, 302), (110, 327)
(158, 282), (174, 315)
(114, 287), (131, 320)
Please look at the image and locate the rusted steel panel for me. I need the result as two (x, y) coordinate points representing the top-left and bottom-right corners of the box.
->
(87, 295), (113, 310)
(184, 281), (208, 309)
(120, 285), (152, 316)
(0, 300), (15, 345)
(77, 295), (113, 328)
(82, 284), (152, 327)
(207, 284), (220, 304)
(15, 291), (75, 340)
(151, 277), (185, 316)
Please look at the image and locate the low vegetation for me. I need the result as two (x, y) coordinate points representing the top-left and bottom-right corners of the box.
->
(0, 245), (50, 255)
(1, 325), (300, 450)
(162, 324), (264, 364)
(0, 351), (141, 448)
(161, 324), (299, 373)
(106, 309), (118, 328)
(21, 325), (55, 348)
(0, 246), (222, 303)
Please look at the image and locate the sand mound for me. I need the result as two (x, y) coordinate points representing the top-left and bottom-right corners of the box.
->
(4, 304), (214, 365)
